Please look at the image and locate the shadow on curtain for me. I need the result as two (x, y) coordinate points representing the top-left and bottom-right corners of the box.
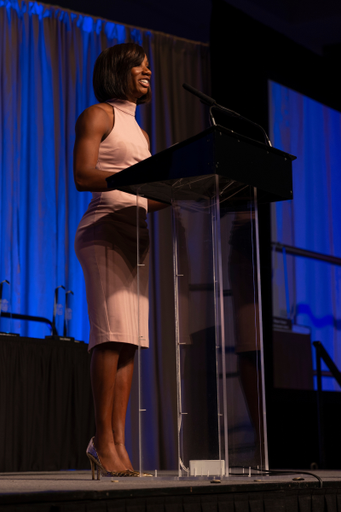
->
(0, 0), (210, 469)
(269, 80), (341, 392)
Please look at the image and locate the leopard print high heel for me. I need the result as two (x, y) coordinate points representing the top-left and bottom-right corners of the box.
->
(86, 438), (138, 479)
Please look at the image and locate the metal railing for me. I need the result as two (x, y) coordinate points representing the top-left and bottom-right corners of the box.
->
(272, 242), (341, 267)
(0, 280), (58, 336)
(0, 311), (56, 335)
(0, 282), (74, 338)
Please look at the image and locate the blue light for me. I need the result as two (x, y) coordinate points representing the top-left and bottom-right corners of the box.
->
(269, 80), (341, 391)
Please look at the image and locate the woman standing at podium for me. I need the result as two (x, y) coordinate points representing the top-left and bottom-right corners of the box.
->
(74, 43), (163, 478)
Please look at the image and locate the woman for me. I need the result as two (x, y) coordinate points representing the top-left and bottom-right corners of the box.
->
(74, 43), (164, 479)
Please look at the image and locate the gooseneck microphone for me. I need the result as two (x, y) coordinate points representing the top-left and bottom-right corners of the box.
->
(182, 83), (272, 147)
(182, 83), (240, 117)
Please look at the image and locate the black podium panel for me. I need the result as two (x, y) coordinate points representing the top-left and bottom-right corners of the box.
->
(106, 125), (295, 204)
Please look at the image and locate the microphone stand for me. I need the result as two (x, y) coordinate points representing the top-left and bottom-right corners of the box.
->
(183, 83), (272, 147)
(0, 280), (10, 317)
(46, 285), (75, 341)
(63, 290), (74, 337)
(0, 280), (10, 333)
(52, 285), (65, 336)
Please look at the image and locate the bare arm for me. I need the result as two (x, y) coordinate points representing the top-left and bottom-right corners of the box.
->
(73, 105), (113, 192)
(141, 129), (169, 212)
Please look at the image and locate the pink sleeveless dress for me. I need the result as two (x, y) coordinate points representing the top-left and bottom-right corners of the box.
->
(74, 99), (151, 351)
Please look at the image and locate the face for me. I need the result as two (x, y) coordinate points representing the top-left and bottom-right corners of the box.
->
(126, 55), (151, 103)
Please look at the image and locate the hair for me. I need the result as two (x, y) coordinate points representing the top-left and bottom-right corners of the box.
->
(93, 43), (151, 104)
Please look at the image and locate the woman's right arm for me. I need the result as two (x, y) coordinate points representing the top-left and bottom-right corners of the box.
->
(73, 105), (113, 192)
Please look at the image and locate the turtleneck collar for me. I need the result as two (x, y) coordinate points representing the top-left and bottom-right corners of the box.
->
(107, 99), (136, 117)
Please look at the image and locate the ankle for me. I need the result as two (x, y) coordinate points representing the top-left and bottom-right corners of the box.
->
(95, 431), (114, 448)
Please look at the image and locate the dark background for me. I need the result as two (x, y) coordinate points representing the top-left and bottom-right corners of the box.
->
(44, 0), (341, 54)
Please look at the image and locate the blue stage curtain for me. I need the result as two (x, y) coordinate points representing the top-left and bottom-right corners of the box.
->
(269, 81), (341, 391)
(0, 0), (210, 469)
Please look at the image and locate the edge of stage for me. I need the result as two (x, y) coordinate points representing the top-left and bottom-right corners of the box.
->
(1, 470), (341, 511)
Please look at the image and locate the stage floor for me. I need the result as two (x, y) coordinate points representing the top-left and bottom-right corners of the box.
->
(1, 469), (341, 493)
(1, 470), (341, 511)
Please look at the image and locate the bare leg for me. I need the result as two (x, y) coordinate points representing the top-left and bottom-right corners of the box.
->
(90, 342), (127, 472)
(112, 344), (137, 470)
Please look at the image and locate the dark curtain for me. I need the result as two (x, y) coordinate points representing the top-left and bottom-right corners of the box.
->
(0, 337), (94, 471)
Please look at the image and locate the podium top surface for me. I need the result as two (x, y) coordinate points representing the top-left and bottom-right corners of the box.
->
(106, 125), (295, 204)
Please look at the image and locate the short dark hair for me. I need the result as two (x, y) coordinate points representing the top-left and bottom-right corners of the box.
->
(93, 43), (151, 104)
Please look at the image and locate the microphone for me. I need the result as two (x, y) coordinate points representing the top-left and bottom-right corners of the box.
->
(182, 83), (240, 117)
(182, 83), (217, 107)
(182, 83), (272, 147)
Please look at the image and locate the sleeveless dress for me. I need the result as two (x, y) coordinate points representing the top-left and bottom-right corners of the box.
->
(74, 99), (151, 351)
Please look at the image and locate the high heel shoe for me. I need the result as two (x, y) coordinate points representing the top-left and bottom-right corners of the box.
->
(114, 442), (153, 477)
(86, 438), (136, 480)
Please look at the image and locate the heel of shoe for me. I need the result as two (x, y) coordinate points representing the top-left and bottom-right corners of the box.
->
(89, 457), (95, 480)
(87, 454), (102, 480)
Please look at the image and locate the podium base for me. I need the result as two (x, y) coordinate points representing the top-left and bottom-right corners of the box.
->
(189, 460), (225, 477)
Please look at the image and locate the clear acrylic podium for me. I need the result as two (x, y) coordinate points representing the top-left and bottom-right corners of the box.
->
(107, 125), (294, 478)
